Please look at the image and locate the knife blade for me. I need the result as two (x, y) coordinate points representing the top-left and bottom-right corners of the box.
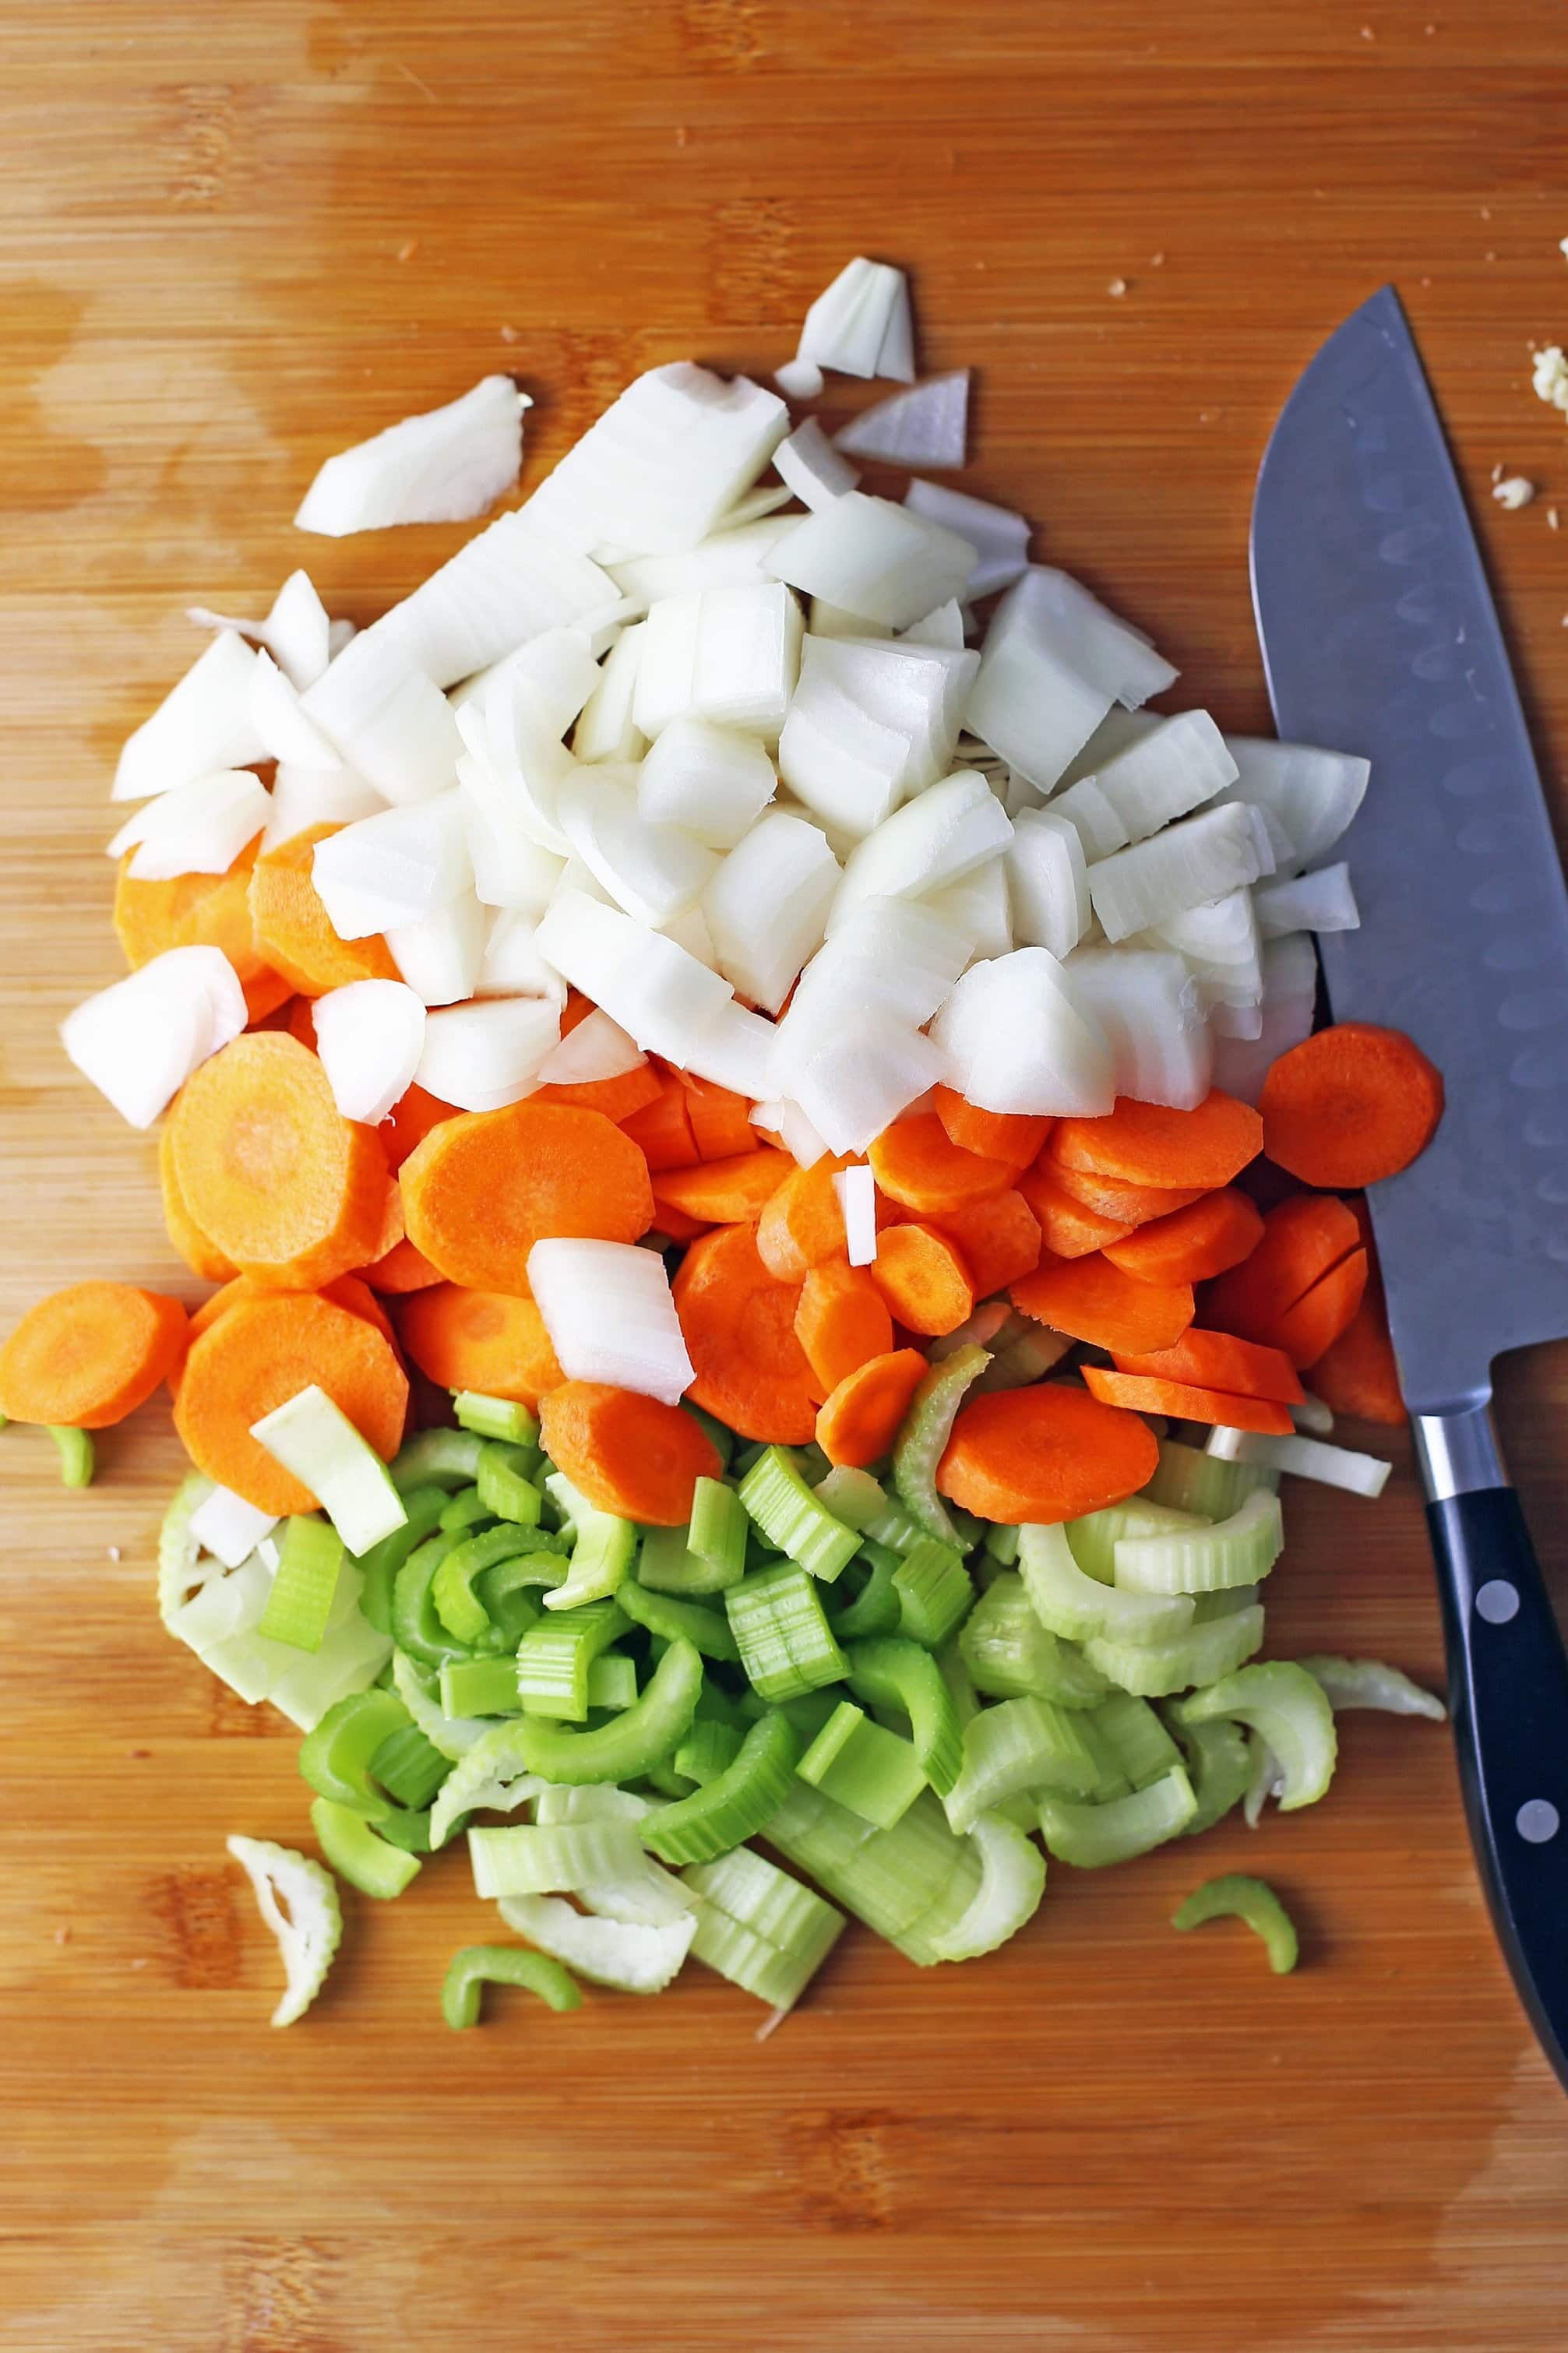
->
(1252, 284), (1568, 2090)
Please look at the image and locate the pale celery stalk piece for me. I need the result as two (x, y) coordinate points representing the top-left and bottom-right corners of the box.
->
(1018, 1520), (1195, 1647)
(497, 1892), (696, 1993)
(1081, 1604), (1265, 1700)
(391, 1647), (490, 1760)
(1112, 1490), (1284, 1596)
(1037, 1766), (1197, 1868)
(1203, 1425), (1390, 1499)
(1176, 1661), (1337, 1812)
(249, 1385), (407, 1555)
(1298, 1654), (1446, 1722)
(1172, 1872), (1298, 1974)
(467, 1818), (647, 1900)
(927, 1812), (1046, 1961)
(226, 1834), (343, 2027)
(429, 1721), (547, 1848)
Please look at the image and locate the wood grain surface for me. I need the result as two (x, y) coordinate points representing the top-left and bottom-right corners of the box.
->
(5, 3), (1568, 2346)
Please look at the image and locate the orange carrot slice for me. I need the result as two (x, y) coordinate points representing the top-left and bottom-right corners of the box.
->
(927, 1189), (1042, 1298)
(364, 1236), (445, 1295)
(1011, 1253), (1194, 1355)
(678, 1073), (759, 1160)
(113, 841), (290, 1026)
(1047, 1161), (1208, 1225)
(1016, 1161), (1135, 1259)
(815, 1348), (928, 1470)
(795, 1261), (896, 1398)
(755, 1156), (860, 1280)
(673, 1222), (818, 1444)
(399, 1284), (565, 1407)
(869, 1113), (1017, 1214)
(1205, 1194), (1362, 1344)
(532, 1003), (664, 1122)
(1079, 1365), (1295, 1436)
(248, 823), (400, 995)
(652, 1148), (795, 1227)
(158, 1120), (237, 1282)
(1269, 1249), (1369, 1370)
(867, 1223), (975, 1337)
(0, 1280), (189, 1428)
(1051, 1090), (1263, 1189)
(1308, 1251), (1405, 1425)
(400, 1101), (654, 1295)
(619, 1073), (700, 1171)
(539, 1381), (721, 1526)
(937, 1384), (1160, 1523)
(932, 1086), (1050, 1169)
(1112, 1328), (1305, 1404)
(320, 1273), (400, 1353)
(648, 1202), (712, 1244)
(1260, 1022), (1444, 1189)
(1102, 1188), (1264, 1286)
(380, 1083), (456, 1173)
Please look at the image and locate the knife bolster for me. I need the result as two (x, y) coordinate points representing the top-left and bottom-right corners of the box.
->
(1414, 1402), (1506, 1502)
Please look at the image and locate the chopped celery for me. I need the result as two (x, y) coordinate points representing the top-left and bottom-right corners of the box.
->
(369, 1722), (451, 1812)
(358, 1485), (446, 1634)
(376, 1805), (437, 1855)
(767, 1783), (978, 1957)
(1082, 1603), (1265, 1699)
(389, 1428), (485, 1492)
(157, 1471), (217, 1623)
(298, 1686), (410, 1821)
(542, 1505), (636, 1611)
(1114, 1490), (1284, 1595)
(1172, 1872), (1298, 1974)
(844, 1636), (964, 1797)
(1140, 1437), (1278, 1520)
(685, 1848), (845, 2010)
(468, 1817), (647, 1899)
(441, 1943), (581, 2027)
(429, 1721), (546, 1848)
(724, 1563), (849, 1700)
(258, 1516), (345, 1653)
(250, 1386), (407, 1555)
(497, 1892), (696, 1993)
(1192, 1583), (1260, 1622)
(827, 1550), (902, 1642)
(773, 1686), (845, 1745)
(892, 1538), (974, 1648)
(943, 1695), (1099, 1834)
(1165, 1712), (1253, 1837)
(934, 1633), (982, 1731)
(738, 1447), (859, 1583)
(687, 1478), (749, 1585)
(1175, 1662), (1337, 1811)
(1065, 1499), (1209, 1583)
(618, 1576), (741, 1663)
(682, 1401), (735, 1471)
(48, 1425), (94, 1488)
(475, 1440), (543, 1526)
(588, 1654), (638, 1711)
(812, 1466), (890, 1531)
(439, 1486), (494, 1534)
(891, 1343), (988, 1543)
(637, 1522), (721, 1597)
(472, 1559), (547, 1650)
(435, 1524), (563, 1649)
(985, 1522), (1020, 1566)
(797, 1700), (928, 1830)
(1086, 1693), (1182, 1791)
(227, 1834), (343, 2027)
(390, 1648), (491, 1760)
(453, 1391), (540, 1446)
(1018, 1521), (1194, 1647)
(516, 1599), (629, 1721)
(508, 1636), (704, 1785)
(1243, 1731), (1284, 1828)
(862, 1499), (932, 1555)
(1297, 1654), (1446, 1721)
(641, 1711), (802, 1865)
(440, 1656), (524, 1717)
(391, 1530), (473, 1667)
(310, 1795), (421, 1900)
(927, 1812), (1047, 1961)
(1207, 1425), (1391, 1499)
(674, 1717), (745, 1785)
(1038, 1765), (1197, 1867)
(959, 1574), (1111, 1709)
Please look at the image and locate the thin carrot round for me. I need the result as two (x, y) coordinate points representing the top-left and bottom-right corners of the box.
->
(187, 1277), (249, 1344)
(1051, 1090), (1263, 1189)
(158, 1120), (237, 1282)
(795, 1261), (896, 1398)
(183, 1273), (398, 1354)
(319, 1273), (400, 1352)
(1011, 1252), (1194, 1356)
(380, 1083), (456, 1173)
(1308, 1272), (1405, 1425)
(937, 1383), (1160, 1524)
(619, 1073), (700, 1171)
(364, 1236), (446, 1294)
(867, 1222), (976, 1337)
(538, 1381), (721, 1526)
(1260, 1022), (1444, 1189)
(0, 1280), (189, 1429)
(1079, 1365), (1295, 1437)
(1204, 1194), (1362, 1344)
(815, 1348), (928, 1470)
(113, 842), (291, 1026)
(649, 1202), (712, 1244)
(169, 1031), (389, 1291)
(287, 996), (319, 1050)
(653, 1147), (795, 1227)
(400, 1100), (654, 1295)
(755, 1156), (858, 1281)
(399, 1284), (565, 1407)
(247, 822), (400, 996)
(173, 1289), (408, 1514)
(932, 1086), (1050, 1169)
(678, 1073), (759, 1160)
(1017, 1162), (1135, 1259)
(928, 1189), (1043, 1298)
(1111, 1328), (1305, 1405)
(1046, 1161), (1208, 1226)
(869, 1113), (1017, 1214)
(673, 1222), (819, 1444)
(1269, 1249), (1369, 1370)
(1101, 1188), (1263, 1287)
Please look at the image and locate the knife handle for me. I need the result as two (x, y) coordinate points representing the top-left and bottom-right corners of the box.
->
(1418, 1409), (1568, 2090)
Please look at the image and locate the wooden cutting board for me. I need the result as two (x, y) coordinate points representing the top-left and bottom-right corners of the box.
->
(4, 4), (1568, 2344)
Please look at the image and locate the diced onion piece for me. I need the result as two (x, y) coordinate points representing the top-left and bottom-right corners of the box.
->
(556, 776), (718, 927)
(777, 636), (979, 838)
(1065, 946), (1211, 1109)
(835, 371), (968, 468)
(1254, 861), (1360, 938)
(835, 1165), (879, 1265)
(677, 1002), (780, 1098)
(1089, 710), (1238, 843)
(312, 979), (427, 1124)
(966, 567), (1177, 791)
(1088, 804), (1270, 944)
(456, 699), (576, 861)
(632, 582), (802, 741)
(114, 769), (271, 882)
(354, 512), (618, 690)
(793, 256), (914, 381)
(752, 1097), (831, 1168)
(811, 598), (893, 641)
(416, 995), (562, 1111)
(251, 1386), (406, 1556)
(1211, 1002), (1264, 1041)
(774, 419), (860, 510)
(1291, 1395), (1336, 1438)
(931, 946), (1115, 1117)
(766, 491), (976, 631)
(456, 625), (601, 740)
(1054, 706), (1163, 789)
(1217, 738), (1369, 870)
(902, 599), (967, 650)
(1006, 806), (1091, 959)
(300, 632), (461, 805)
(188, 1485), (279, 1569)
(528, 1238), (694, 1404)
(573, 623), (648, 765)
(387, 893), (488, 1007)
(1210, 932), (1318, 1104)
(457, 767), (569, 914)
(535, 889), (734, 1060)
(527, 362), (788, 556)
(474, 908), (568, 1002)
(248, 650), (347, 770)
(112, 630), (267, 803)
(226, 1834), (343, 2027)
(1048, 777), (1128, 862)
(534, 1007), (644, 1086)
(608, 520), (798, 612)
(661, 898), (720, 970)
(327, 618), (356, 659)
(189, 569), (333, 693)
(702, 810), (840, 1014)
(636, 716), (777, 849)
(264, 763), (386, 848)
(829, 769), (1012, 930)
(62, 946), (246, 1129)
(311, 791), (471, 939)
(792, 1012), (946, 1155)
(904, 479), (1030, 600)
(1204, 1426), (1392, 1499)
(921, 854), (1013, 963)
(1155, 889), (1263, 1016)
(294, 376), (523, 536)
(774, 898), (971, 1083)
(775, 356), (826, 400)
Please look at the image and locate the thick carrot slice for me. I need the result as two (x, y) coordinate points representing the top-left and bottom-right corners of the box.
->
(648, 1202), (712, 1244)
(652, 1148), (794, 1227)
(678, 1073), (759, 1161)
(1112, 1328), (1305, 1404)
(928, 1189), (1042, 1297)
(320, 1273), (400, 1352)
(380, 1083), (456, 1173)
(287, 996), (319, 1051)
(794, 1261), (896, 1398)
(1079, 1365), (1295, 1437)
(1260, 1022), (1444, 1189)
(1309, 1240), (1405, 1424)
(673, 1222), (818, 1444)
(1051, 1090), (1263, 1189)
(1017, 1161), (1136, 1259)
(158, 1120), (237, 1282)
(932, 1086), (1050, 1169)
(0, 1280), (189, 1429)
(1047, 1161), (1208, 1226)
(1269, 1249), (1369, 1370)
(937, 1384), (1161, 1524)
(619, 1073), (700, 1171)
(187, 1278), (248, 1345)
(170, 1033), (389, 1291)
(869, 1113), (1017, 1216)
(815, 1348), (928, 1470)
(1102, 1188), (1264, 1287)
(867, 1223), (975, 1337)
(399, 1284), (564, 1406)
(531, 1004), (664, 1122)
(174, 1290), (409, 1514)
(1011, 1253), (1194, 1355)
(113, 842), (290, 1026)
(369, 1177), (404, 1260)
(539, 1381), (721, 1526)
(1205, 1194), (1362, 1344)
(248, 823), (400, 996)
(400, 1101), (654, 1295)
(755, 1156), (857, 1280)
(183, 1273), (394, 1351)
(365, 1236), (445, 1294)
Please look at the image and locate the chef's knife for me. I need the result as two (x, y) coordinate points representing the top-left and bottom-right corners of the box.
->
(1251, 285), (1568, 2089)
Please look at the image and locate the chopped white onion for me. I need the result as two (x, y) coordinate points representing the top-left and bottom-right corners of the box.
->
(931, 947), (1115, 1117)
(113, 769), (271, 882)
(351, 511), (617, 691)
(766, 491), (976, 631)
(188, 1485), (279, 1569)
(965, 567), (1178, 791)
(775, 898), (971, 1084)
(904, 478), (1031, 600)
(702, 810), (840, 1013)
(526, 363), (788, 557)
(661, 898), (719, 969)
(456, 697), (577, 861)
(1065, 946), (1211, 1108)
(294, 376), (524, 536)
(901, 600), (967, 650)
(792, 1012), (945, 1155)
(1087, 710), (1238, 843)
(1053, 706), (1162, 789)
(922, 854), (1013, 963)
(61, 946), (246, 1129)
(248, 650), (344, 770)
(189, 569), (333, 692)
(1216, 738), (1369, 872)
(573, 624), (648, 765)
(1254, 861), (1360, 938)
(834, 1165), (879, 1266)
(829, 769), (1012, 930)
(311, 791), (471, 939)
(676, 1000), (780, 1098)
(636, 716), (777, 848)
(456, 625), (602, 740)
(264, 763), (386, 847)
(416, 994), (562, 1111)
(1006, 806), (1091, 960)
(311, 980), (428, 1124)
(557, 776), (718, 927)
(1048, 777), (1129, 862)
(1210, 932), (1318, 1104)
(112, 630), (267, 802)
(1087, 803), (1270, 943)
(608, 519), (798, 612)
(527, 1239), (693, 1406)
(457, 766), (568, 914)
(775, 356), (826, 400)
(632, 583), (802, 741)
(751, 1097), (830, 1168)
(835, 371), (968, 468)
(300, 631), (462, 805)
(793, 256), (916, 382)
(387, 893), (488, 1007)
(777, 636), (978, 838)
(810, 598), (893, 641)
(773, 419), (860, 511)
(534, 1007), (644, 1086)
(1155, 889), (1263, 1013)
(535, 889), (734, 1059)
(1205, 1426), (1390, 1499)
(717, 481), (796, 530)
(474, 908), (569, 1002)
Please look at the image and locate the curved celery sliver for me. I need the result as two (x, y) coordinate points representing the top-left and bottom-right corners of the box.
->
(429, 1721), (545, 1849)
(1172, 1872), (1298, 1974)
(434, 1523), (563, 1650)
(309, 1796), (421, 1900)
(944, 1695), (1099, 1836)
(498, 1891), (696, 1994)
(158, 1471), (219, 1624)
(1164, 1710), (1253, 1838)
(1178, 1661), (1337, 1812)
(845, 1636), (964, 1798)
(227, 1833), (343, 2027)
(543, 1506), (636, 1612)
(389, 1428), (485, 1492)
(1297, 1654), (1446, 1722)
(1113, 1490), (1284, 1597)
(358, 1485), (446, 1634)
(1019, 1521), (1194, 1647)
(1243, 1731), (1284, 1829)
(891, 1343), (988, 1545)
(510, 1636), (704, 1786)
(441, 1943), (581, 2028)
(1082, 1604), (1265, 1700)
(738, 1447), (859, 1583)
(829, 1549), (903, 1643)
(640, 1712), (802, 1867)
(48, 1425), (95, 1488)
(390, 1647), (491, 1761)
(298, 1687), (409, 1822)
(928, 1811), (1047, 1961)
(958, 1573), (1111, 1709)
(1140, 1438), (1278, 1521)
(1038, 1764), (1197, 1868)
(618, 1576), (740, 1664)
(1064, 1499), (1209, 1585)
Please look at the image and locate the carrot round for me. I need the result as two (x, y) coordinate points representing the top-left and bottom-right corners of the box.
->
(1051, 1090), (1263, 1189)
(538, 1381), (721, 1526)
(158, 1121), (237, 1282)
(248, 822), (400, 996)
(653, 1147), (795, 1227)
(867, 1222), (976, 1337)
(319, 1273), (400, 1352)
(815, 1348), (928, 1470)
(1102, 1188), (1264, 1287)
(532, 1003), (664, 1122)
(1079, 1365), (1295, 1436)
(380, 1083), (456, 1173)
(673, 1222), (819, 1444)
(795, 1261), (896, 1397)
(183, 1272), (396, 1353)
(932, 1086), (1050, 1170)
(755, 1156), (859, 1280)
(928, 1189), (1043, 1298)
(869, 1114), (1017, 1216)
(648, 1202), (712, 1245)
(400, 1101), (654, 1295)
(1205, 1194), (1362, 1345)
(1011, 1253), (1194, 1355)
(678, 1074), (759, 1161)
(619, 1073), (700, 1171)
(114, 842), (290, 1027)
(1112, 1328), (1305, 1405)
(1260, 1022), (1444, 1189)
(287, 996), (319, 1051)
(1017, 1162), (1135, 1259)
(0, 1280), (189, 1429)
(173, 1289), (408, 1514)
(169, 1032), (389, 1291)
(937, 1383), (1160, 1524)
(1269, 1249), (1369, 1370)
(187, 1277), (249, 1345)
(1309, 1270), (1405, 1425)
(1046, 1161), (1208, 1226)
(399, 1282), (564, 1405)
(364, 1235), (445, 1294)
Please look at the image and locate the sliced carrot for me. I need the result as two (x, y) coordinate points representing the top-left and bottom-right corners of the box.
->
(364, 1236), (445, 1295)
(187, 1277), (248, 1344)
(756, 1172), (810, 1281)
(169, 1032), (388, 1291)
(287, 996), (319, 1051)
(928, 1189), (1042, 1298)
(867, 1223), (975, 1337)
(380, 1083), (456, 1173)
(1079, 1365), (1295, 1437)
(755, 1156), (857, 1280)
(1102, 1188), (1264, 1287)
(173, 1290), (408, 1514)
(678, 1073), (759, 1161)
(113, 841), (290, 1026)
(320, 1273), (400, 1353)
(815, 1348), (928, 1470)
(932, 1086), (1051, 1170)
(673, 1222), (819, 1444)
(937, 1384), (1161, 1524)
(794, 1261), (896, 1398)
(399, 1284), (564, 1407)
(1269, 1249), (1369, 1370)
(183, 1273), (394, 1351)
(158, 1120), (237, 1282)
(1051, 1090), (1263, 1189)
(869, 1113), (1017, 1216)
(369, 1177), (404, 1260)
(0, 1280), (189, 1429)
(1016, 1161), (1136, 1259)
(1205, 1194), (1362, 1344)
(539, 1381), (721, 1526)
(652, 1148), (795, 1227)
(619, 1073), (700, 1171)
(400, 1101), (654, 1295)
(1308, 1243), (1405, 1424)
(1112, 1328), (1305, 1404)
(647, 1202), (712, 1244)
(1260, 1022), (1444, 1189)
(247, 823), (400, 996)
(1011, 1253), (1194, 1355)
(1046, 1161), (1208, 1226)
(532, 1003), (664, 1122)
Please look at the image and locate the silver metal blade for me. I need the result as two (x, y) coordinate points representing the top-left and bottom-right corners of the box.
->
(1251, 285), (1568, 1416)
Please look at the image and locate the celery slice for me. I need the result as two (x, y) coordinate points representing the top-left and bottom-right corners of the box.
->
(1192, 1582), (1260, 1622)
(618, 1576), (741, 1663)
(686, 1478), (749, 1586)
(251, 1386), (406, 1555)
(298, 1686), (409, 1821)
(389, 1428), (485, 1492)
(497, 1891), (696, 1993)
(1175, 1661), (1337, 1810)
(1114, 1490), (1284, 1595)
(1066, 1499), (1209, 1584)
(474, 1441), (544, 1527)
(959, 1573), (1111, 1709)
(390, 1647), (491, 1759)
(440, 1655), (524, 1717)
(516, 1597), (629, 1721)
(1083, 1604), (1265, 1699)
(543, 1505), (636, 1611)
(310, 1795), (421, 1900)
(468, 1818), (646, 1899)
(687, 1904), (841, 2013)
(934, 1633), (982, 1732)
(48, 1426), (95, 1488)
(1165, 1711), (1253, 1837)
(638, 1523), (717, 1595)
(985, 1522), (1021, 1566)
(391, 1531), (472, 1667)
(738, 1447), (860, 1583)
(1172, 1872), (1298, 1974)
(684, 1844), (845, 2009)
(358, 1485), (446, 1633)
(441, 1943), (581, 2027)
(439, 1486), (494, 1534)
(259, 1516), (346, 1653)
(508, 1636), (704, 1785)
(641, 1711), (802, 1865)
(892, 1538), (974, 1648)
(891, 1836), (988, 1966)
(1038, 1764), (1197, 1866)
(369, 1722), (450, 1811)
(891, 1343), (988, 1543)
(158, 1471), (219, 1624)
(588, 1654), (637, 1711)
(812, 1466), (890, 1531)
(674, 1717), (745, 1786)
(226, 1834), (343, 2027)
(1140, 1437), (1279, 1520)
(435, 1524), (564, 1649)
(429, 1721), (546, 1848)
(1204, 1424), (1391, 1498)
(927, 1812), (1047, 1961)
(844, 1636), (964, 1797)
(862, 1499), (932, 1555)
(1087, 1693), (1181, 1791)
(1019, 1521), (1194, 1648)
(828, 1550), (902, 1642)
(725, 1563), (849, 1700)
(797, 1701), (928, 1830)
(1298, 1654), (1446, 1721)
(943, 1695), (1100, 1835)
(769, 1783), (977, 1952)
(1243, 1731), (1284, 1828)
(453, 1391), (540, 1446)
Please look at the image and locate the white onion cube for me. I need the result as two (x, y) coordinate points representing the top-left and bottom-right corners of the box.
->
(965, 567), (1178, 791)
(632, 583), (802, 741)
(930, 949), (1115, 1118)
(702, 811), (840, 1013)
(829, 769), (1012, 930)
(61, 946), (247, 1129)
(1006, 807), (1091, 960)
(312, 979), (427, 1125)
(416, 995), (562, 1111)
(294, 375), (524, 537)
(113, 630), (268, 803)
(311, 791), (471, 939)
(528, 1239), (693, 1405)
(637, 717), (777, 848)
(766, 492), (976, 631)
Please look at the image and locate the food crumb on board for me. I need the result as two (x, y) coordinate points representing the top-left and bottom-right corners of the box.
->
(107, 1545), (120, 1562)
(1533, 344), (1568, 414)
(1108, 277), (1129, 298)
(1549, 507), (1561, 530)
(1359, 24), (1374, 39)
(1493, 475), (1536, 509)
(499, 325), (519, 343)
(1481, 206), (1492, 222)
(129, 1746), (151, 1760)
(130, 1957), (148, 1971)
(397, 239), (419, 262)
(53, 1927), (71, 1946)
(1150, 251), (1166, 267)
(1492, 460), (1507, 482)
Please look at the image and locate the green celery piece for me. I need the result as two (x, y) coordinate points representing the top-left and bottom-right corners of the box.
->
(358, 1485), (446, 1634)
(441, 1655), (524, 1717)
(472, 1573), (542, 1654)
(926, 1811), (1047, 1962)
(298, 1686), (410, 1822)
(685, 1843), (841, 1961)
(724, 1564), (849, 1702)
(1172, 1872), (1298, 1974)
(509, 1636), (705, 1785)
(618, 1576), (741, 1663)
(959, 1574), (1110, 1709)
(796, 1700), (927, 1830)
(862, 1499), (932, 1555)
(827, 1551), (902, 1643)
(375, 1805), (438, 1855)
(844, 1636), (963, 1798)
(428, 1721), (545, 1849)
(1085, 1693), (1181, 1792)
(891, 1538), (974, 1649)
(259, 1516), (345, 1653)
(692, 1675), (754, 1732)
(934, 1633), (982, 1732)
(453, 1392), (540, 1446)
(1065, 1499), (1209, 1584)
(1296, 1655), (1446, 1721)
(468, 1817), (646, 1898)
(544, 1506), (636, 1612)
(682, 1402), (735, 1471)
(390, 1648), (490, 1762)
(475, 1440), (544, 1527)
(515, 1599), (629, 1722)
(1038, 1765), (1197, 1866)
(685, 1901), (840, 2010)
(674, 1717), (744, 1785)
(48, 1426), (94, 1488)
(588, 1654), (638, 1712)
(1071, 1710), (1133, 1804)
(738, 1447), (859, 1583)
(226, 1835), (342, 2027)
(1192, 1583), (1260, 1622)
(1175, 1661), (1337, 1810)
(310, 1796), (421, 1900)
(767, 1782), (974, 1948)
(1140, 1438), (1278, 1521)
(640, 1711), (802, 1866)
(638, 1523), (721, 1597)
(498, 1892), (696, 1994)
(441, 1943), (581, 2027)
(643, 1760), (695, 1798)
(439, 1486), (495, 1535)
(686, 1478), (749, 1587)
(811, 1466), (890, 1531)
(729, 1439), (771, 1480)
(368, 1721), (450, 1812)
(890, 1343), (988, 1543)
(434, 1524), (563, 1650)
(1115, 1490), (1285, 1596)
(943, 1695), (1099, 1835)
(985, 1522), (1020, 1566)
(1162, 1711), (1253, 1838)
(1084, 1605), (1266, 1700)
(891, 1836), (988, 1967)
(250, 1386), (406, 1557)
(1018, 1521), (1194, 1648)
(773, 1686), (846, 1746)
(390, 1428), (485, 1492)
(390, 1530), (473, 1667)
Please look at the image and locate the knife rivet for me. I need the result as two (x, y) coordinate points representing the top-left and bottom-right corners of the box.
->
(1475, 1579), (1520, 1624)
(1516, 1800), (1560, 1844)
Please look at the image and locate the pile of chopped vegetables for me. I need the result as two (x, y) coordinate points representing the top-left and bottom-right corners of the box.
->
(0, 257), (1452, 2030)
